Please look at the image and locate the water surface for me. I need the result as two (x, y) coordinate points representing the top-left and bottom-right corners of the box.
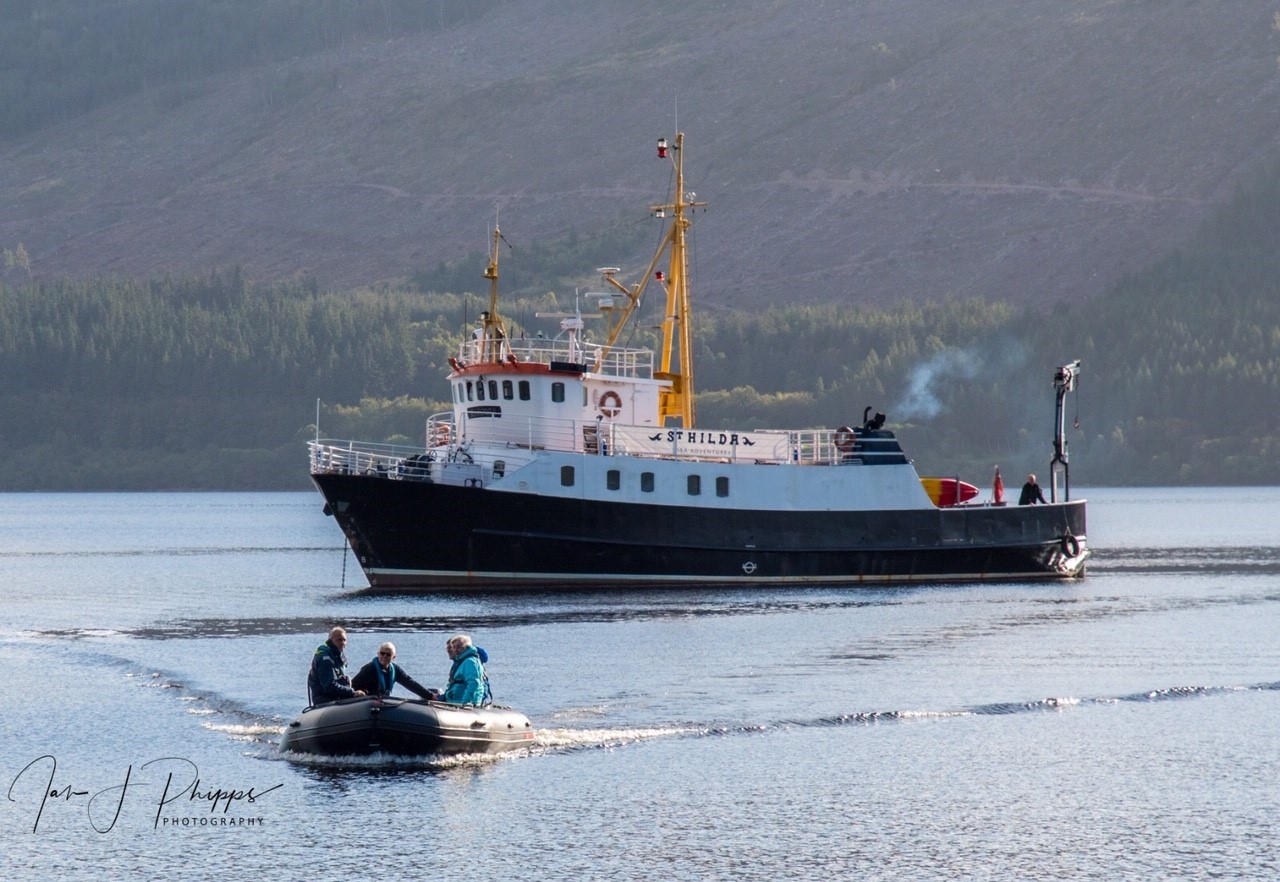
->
(1, 488), (1276, 880)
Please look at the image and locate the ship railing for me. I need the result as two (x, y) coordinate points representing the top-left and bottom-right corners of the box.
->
(455, 412), (857, 465)
(426, 413), (455, 447)
(309, 439), (433, 477)
(773, 428), (867, 465)
(458, 412), (581, 453)
(459, 338), (654, 377)
(312, 423), (860, 471)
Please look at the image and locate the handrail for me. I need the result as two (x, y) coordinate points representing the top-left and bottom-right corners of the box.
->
(311, 421), (876, 472)
(459, 338), (654, 378)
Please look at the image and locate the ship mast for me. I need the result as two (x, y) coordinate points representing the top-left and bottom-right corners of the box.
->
(599, 132), (705, 427)
(478, 224), (509, 363)
(1049, 359), (1081, 502)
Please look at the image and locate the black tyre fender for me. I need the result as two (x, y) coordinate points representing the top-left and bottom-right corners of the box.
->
(1060, 533), (1081, 557)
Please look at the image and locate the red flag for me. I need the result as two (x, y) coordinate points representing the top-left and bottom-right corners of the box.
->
(993, 466), (1005, 505)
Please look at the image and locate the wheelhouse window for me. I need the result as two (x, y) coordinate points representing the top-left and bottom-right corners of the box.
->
(607, 469), (621, 491)
(641, 472), (655, 493)
(687, 475), (701, 496)
(503, 380), (514, 400)
(551, 382), (565, 403)
(488, 380), (499, 400)
(519, 380), (531, 401)
(476, 381), (485, 401)
(466, 381), (474, 402)
(560, 465), (575, 487)
(716, 476), (730, 498)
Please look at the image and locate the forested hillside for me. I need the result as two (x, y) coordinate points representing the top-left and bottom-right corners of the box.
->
(3, 0), (1278, 312)
(4, 160), (1279, 490)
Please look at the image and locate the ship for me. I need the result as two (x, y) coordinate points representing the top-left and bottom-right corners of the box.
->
(309, 133), (1087, 590)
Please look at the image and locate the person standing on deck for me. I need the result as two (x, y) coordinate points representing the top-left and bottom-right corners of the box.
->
(1019, 474), (1047, 505)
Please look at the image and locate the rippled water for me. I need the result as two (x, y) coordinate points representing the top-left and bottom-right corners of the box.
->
(1, 488), (1277, 880)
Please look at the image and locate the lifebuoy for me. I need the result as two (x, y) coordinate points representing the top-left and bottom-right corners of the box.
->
(1060, 534), (1081, 557)
(430, 424), (452, 446)
(598, 390), (623, 418)
(834, 425), (857, 453)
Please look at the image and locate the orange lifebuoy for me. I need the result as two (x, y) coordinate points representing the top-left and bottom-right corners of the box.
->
(598, 390), (622, 418)
(834, 425), (857, 453)
(430, 424), (452, 446)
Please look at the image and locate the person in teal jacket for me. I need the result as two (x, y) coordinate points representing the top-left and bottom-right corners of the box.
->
(439, 634), (487, 705)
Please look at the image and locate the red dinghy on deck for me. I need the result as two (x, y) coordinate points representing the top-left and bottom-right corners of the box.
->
(920, 477), (981, 507)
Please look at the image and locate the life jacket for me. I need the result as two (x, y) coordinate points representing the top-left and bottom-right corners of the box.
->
(373, 659), (397, 694)
(477, 646), (493, 705)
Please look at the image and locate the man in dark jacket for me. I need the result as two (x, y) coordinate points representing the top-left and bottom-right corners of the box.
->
(307, 626), (365, 705)
(1019, 473), (1047, 505)
(351, 641), (436, 700)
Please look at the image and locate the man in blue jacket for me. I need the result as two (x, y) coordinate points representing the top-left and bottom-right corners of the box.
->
(307, 626), (366, 705)
(438, 634), (487, 705)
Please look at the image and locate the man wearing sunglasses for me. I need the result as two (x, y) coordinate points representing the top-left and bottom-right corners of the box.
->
(351, 641), (437, 701)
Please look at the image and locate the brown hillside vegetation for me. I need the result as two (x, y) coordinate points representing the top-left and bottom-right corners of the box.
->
(2, 0), (1278, 311)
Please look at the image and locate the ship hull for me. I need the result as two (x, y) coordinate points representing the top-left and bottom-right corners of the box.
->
(314, 472), (1088, 590)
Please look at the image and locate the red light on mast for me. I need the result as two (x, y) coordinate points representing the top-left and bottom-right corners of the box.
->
(655, 271), (665, 281)
(657, 137), (668, 158)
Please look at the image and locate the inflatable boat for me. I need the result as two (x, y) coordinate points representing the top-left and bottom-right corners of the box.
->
(280, 695), (535, 756)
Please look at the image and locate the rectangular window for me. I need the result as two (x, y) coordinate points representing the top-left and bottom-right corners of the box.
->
(502, 380), (514, 400)
(476, 381), (485, 401)
(560, 465), (575, 487)
(687, 475), (701, 496)
(607, 469), (621, 490)
(641, 472), (655, 493)
(519, 380), (531, 401)
(716, 476), (730, 498)
(466, 381), (474, 402)
(552, 382), (565, 403)
(488, 380), (499, 400)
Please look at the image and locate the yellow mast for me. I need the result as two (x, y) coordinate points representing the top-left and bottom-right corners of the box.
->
(478, 224), (508, 363)
(599, 132), (705, 427)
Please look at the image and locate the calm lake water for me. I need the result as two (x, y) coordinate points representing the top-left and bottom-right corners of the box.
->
(1, 488), (1277, 880)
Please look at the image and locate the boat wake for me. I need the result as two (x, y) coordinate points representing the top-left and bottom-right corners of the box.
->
(533, 725), (706, 750)
(32, 638), (1278, 766)
(1090, 545), (1280, 575)
(180, 676), (1280, 770)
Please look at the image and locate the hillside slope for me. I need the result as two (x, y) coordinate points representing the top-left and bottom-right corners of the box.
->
(2, 0), (1278, 310)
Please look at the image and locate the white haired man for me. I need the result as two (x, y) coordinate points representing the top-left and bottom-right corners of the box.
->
(351, 641), (436, 700)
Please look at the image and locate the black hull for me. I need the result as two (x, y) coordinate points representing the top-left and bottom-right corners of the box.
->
(313, 473), (1088, 590)
(280, 696), (535, 756)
